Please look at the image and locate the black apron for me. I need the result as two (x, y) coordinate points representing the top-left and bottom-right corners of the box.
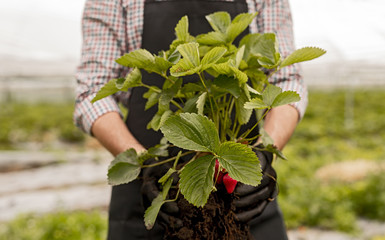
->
(108, 0), (288, 239)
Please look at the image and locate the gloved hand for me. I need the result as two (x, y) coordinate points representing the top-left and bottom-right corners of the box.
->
(141, 159), (183, 228)
(234, 145), (278, 223)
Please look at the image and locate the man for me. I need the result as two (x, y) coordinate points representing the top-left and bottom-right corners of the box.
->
(74, 0), (307, 239)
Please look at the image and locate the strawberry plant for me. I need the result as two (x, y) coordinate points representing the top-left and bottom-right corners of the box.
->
(91, 11), (325, 230)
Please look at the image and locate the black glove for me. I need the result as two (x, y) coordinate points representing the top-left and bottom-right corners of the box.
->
(234, 145), (278, 223)
(141, 159), (183, 228)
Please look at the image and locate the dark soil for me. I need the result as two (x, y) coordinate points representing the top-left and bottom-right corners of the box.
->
(164, 187), (252, 240)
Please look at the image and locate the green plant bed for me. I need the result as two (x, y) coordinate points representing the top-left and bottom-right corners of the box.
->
(276, 88), (385, 232)
(0, 211), (107, 240)
(0, 102), (85, 149)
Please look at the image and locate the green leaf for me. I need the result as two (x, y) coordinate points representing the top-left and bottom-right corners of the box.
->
(179, 155), (215, 207)
(167, 49), (181, 64)
(217, 142), (262, 186)
(271, 91), (301, 108)
(235, 85), (253, 124)
(116, 49), (172, 75)
(262, 84), (282, 106)
(120, 68), (142, 89)
(181, 82), (205, 94)
(144, 88), (161, 110)
(183, 94), (200, 113)
(175, 16), (189, 42)
(206, 11), (231, 33)
(160, 113), (220, 153)
(265, 144), (287, 160)
(148, 139), (169, 157)
(244, 97), (269, 109)
(91, 78), (124, 103)
(170, 58), (201, 77)
(177, 42), (200, 67)
(161, 178), (173, 200)
(196, 92), (207, 115)
(116, 49), (154, 69)
(239, 33), (261, 60)
(280, 47), (326, 68)
(245, 67), (267, 90)
(154, 56), (173, 74)
(260, 128), (274, 146)
(143, 177), (173, 230)
(196, 31), (227, 45)
(107, 149), (141, 185)
(147, 110), (173, 131)
(246, 84), (261, 95)
(248, 33), (279, 67)
(159, 79), (182, 112)
(201, 47), (227, 70)
(226, 12), (258, 43)
(144, 194), (164, 230)
(213, 75), (241, 98)
(234, 45), (245, 68)
(159, 168), (176, 185)
(138, 141), (170, 165)
(211, 62), (248, 84)
(159, 110), (173, 128)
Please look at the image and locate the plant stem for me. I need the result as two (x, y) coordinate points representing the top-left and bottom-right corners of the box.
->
(166, 188), (181, 202)
(242, 134), (261, 143)
(142, 84), (161, 93)
(143, 82), (183, 111)
(238, 108), (270, 141)
(142, 151), (194, 168)
(163, 74), (176, 84)
(222, 96), (235, 142)
(170, 100), (184, 111)
(173, 151), (182, 169)
(198, 73), (218, 128)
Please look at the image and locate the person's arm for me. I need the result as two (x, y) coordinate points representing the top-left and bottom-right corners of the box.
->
(262, 105), (299, 150)
(74, 0), (145, 156)
(91, 112), (145, 156)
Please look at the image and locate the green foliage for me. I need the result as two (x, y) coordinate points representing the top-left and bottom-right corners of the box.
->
(280, 47), (326, 68)
(277, 89), (385, 232)
(350, 173), (385, 220)
(107, 149), (141, 185)
(0, 211), (107, 240)
(217, 141), (262, 185)
(108, 140), (170, 186)
(161, 113), (220, 153)
(144, 178), (173, 229)
(0, 102), (85, 149)
(92, 68), (142, 103)
(245, 84), (300, 110)
(179, 155), (216, 207)
(91, 11), (324, 228)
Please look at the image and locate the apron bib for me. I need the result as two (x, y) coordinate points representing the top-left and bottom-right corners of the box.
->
(108, 1), (288, 239)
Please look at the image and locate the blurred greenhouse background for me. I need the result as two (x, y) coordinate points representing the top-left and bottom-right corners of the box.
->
(0, 0), (385, 239)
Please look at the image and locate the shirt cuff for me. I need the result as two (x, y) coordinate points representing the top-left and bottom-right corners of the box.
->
(73, 94), (123, 135)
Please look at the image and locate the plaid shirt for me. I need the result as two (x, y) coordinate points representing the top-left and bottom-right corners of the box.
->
(74, 0), (308, 134)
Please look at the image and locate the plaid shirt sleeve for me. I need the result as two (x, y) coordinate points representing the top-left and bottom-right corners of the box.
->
(74, 0), (144, 134)
(247, 0), (308, 119)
